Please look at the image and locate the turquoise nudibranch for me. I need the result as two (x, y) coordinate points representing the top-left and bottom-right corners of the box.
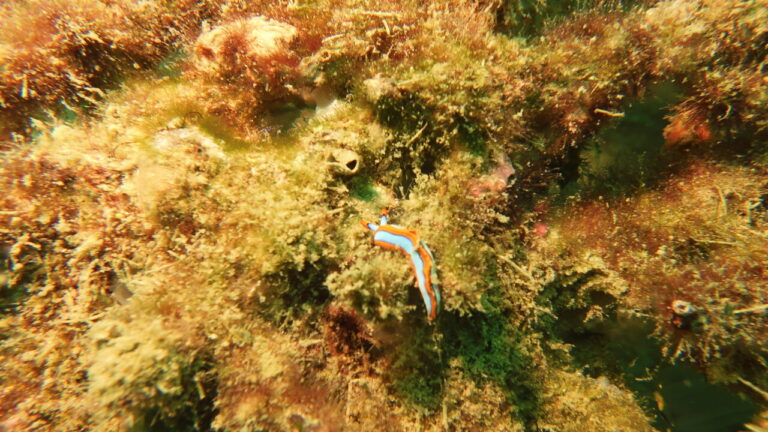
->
(361, 208), (441, 319)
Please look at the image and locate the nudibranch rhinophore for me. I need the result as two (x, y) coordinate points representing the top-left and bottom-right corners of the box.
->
(361, 208), (441, 320)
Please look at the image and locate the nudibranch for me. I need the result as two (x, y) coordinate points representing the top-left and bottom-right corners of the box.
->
(361, 208), (441, 319)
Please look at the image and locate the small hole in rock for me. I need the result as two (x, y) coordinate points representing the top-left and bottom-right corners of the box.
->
(346, 159), (358, 171)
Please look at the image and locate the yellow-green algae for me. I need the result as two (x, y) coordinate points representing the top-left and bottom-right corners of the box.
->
(1, 0), (767, 431)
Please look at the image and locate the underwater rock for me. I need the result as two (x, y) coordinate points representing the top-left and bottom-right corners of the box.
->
(539, 371), (656, 432)
(0, 0), (214, 140)
(362, 75), (399, 103)
(440, 360), (524, 431)
(193, 16), (298, 75)
(190, 15), (303, 123)
(125, 127), (223, 213)
(344, 378), (404, 431)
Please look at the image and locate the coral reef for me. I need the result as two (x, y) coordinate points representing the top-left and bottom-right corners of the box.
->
(1, 0), (766, 431)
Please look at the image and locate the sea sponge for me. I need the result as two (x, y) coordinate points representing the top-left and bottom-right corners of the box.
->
(328, 148), (362, 176)
(86, 315), (195, 428)
(193, 16), (298, 77)
(190, 16), (303, 130)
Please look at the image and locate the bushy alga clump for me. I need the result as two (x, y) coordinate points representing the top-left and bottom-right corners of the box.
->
(540, 161), (767, 383)
(0, 0), (225, 140)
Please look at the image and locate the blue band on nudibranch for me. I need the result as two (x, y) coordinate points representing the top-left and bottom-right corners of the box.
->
(420, 240), (441, 310)
(362, 209), (441, 319)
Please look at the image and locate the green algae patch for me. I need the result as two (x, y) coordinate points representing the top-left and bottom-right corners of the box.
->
(374, 92), (432, 132)
(264, 259), (333, 325)
(197, 114), (253, 153)
(348, 175), (378, 202)
(438, 270), (541, 426)
(389, 325), (445, 412)
(0, 245), (34, 316)
(128, 360), (217, 432)
(458, 121), (489, 161)
(0, 279), (26, 316)
(656, 364), (759, 432)
(55, 101), (82, 125)
(495, 0), (643, 38)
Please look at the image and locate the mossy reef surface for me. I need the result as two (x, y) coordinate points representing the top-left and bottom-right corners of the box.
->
(1, 0), (767, 431)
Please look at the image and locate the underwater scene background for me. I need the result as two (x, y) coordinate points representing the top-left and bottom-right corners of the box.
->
(0, 0), (766, 431)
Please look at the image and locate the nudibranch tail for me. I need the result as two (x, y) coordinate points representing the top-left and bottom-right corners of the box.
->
(420, 240), (440, 311)
(362, 209), (441, 320)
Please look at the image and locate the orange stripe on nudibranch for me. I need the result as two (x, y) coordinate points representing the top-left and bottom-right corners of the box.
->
(374, 239), (402, 251)
(378, 225), (419, 245)
(401, 252), (436, 319)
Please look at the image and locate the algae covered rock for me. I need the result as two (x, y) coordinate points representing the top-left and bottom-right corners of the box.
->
(194, 17), (298, 73)
(539, 371), (656, 432)
(1, 0), (766, 431)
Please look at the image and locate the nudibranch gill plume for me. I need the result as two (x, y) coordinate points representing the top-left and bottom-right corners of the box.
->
(361, 208), (441, 320)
